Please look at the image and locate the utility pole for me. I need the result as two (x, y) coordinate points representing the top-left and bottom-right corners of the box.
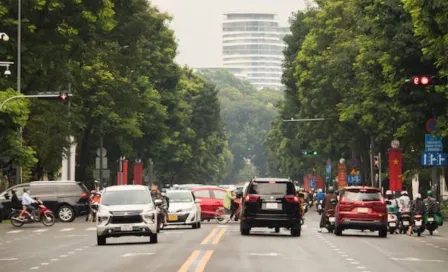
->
(99, 123), (104, 189)
(378, 152), (382, 188)
(369, 136), (375, 187)
(17, 0), (22, 184)
(67, 84), (72, 180)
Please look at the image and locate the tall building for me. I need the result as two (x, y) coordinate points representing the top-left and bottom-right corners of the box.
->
(222, 13), (288, 89)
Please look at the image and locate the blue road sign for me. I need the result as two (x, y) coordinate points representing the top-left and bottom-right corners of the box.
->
(420, 152), (447, 166)
(425, 134), (443, 152)
(348, 175), (361, 184)
(310, 176), (317, 188)
(325, 165), (331, 173)
(349, 159), (359, 168)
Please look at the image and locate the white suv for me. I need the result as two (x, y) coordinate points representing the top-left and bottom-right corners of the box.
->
(96, 185), (159, 245)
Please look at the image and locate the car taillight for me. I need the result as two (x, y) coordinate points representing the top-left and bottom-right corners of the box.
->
(338, 202), (353, 211)
(81, 193), (88, 198)
(285, 195), (299, 203)
(245, 194), (260, 202)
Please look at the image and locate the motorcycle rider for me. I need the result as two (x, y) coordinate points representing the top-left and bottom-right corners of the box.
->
(398, 191), (411, 213)
(19, 188), (37, 220)
(318, 186), (337, 232)
(408, 193), (425, 235)
(155, 190), (168, 225)
(316, 188), (325, 210)
(385, 190), (398, 214)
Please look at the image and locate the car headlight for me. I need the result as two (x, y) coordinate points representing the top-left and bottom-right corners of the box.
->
(141, 210), (156, 221)
(97, 211), (111, 223)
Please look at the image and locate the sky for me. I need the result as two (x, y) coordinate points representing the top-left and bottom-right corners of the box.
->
(149, 0), (306, 67)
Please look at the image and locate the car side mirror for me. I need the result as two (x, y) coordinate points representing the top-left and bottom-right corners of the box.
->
(154, 199), (163, 206)
(4, 193), (10, 200)
(195, 199), (201, 204)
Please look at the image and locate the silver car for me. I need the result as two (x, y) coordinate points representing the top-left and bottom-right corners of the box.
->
(96, 185), (159, 245)
(166, 190), (202, 229)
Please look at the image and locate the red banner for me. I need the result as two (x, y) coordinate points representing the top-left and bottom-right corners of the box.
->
(303, 175), (310, 191)
(388, 149), (402, 191)
(122, 160), (128, 185)
(316, 174), (325, 189)
(133, 163), (143, 185)
(337, 163), (347, 188)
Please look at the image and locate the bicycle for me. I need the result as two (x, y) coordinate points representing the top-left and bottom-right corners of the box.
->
(214, 205), (241, 224)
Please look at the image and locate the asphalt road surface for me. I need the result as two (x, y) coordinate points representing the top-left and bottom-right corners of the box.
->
(1, 213), (447, 272)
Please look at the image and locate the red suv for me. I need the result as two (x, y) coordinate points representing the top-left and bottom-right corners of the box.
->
(335, 186), (388, 237)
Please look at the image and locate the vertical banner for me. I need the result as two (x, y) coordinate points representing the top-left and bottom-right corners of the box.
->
(316, 174), (325, 189)
(123, 160), (128, 185)
(133, 163), (143, 185)
(337, 163), (347, 188)
(303, 175), (310, 191)
(325, 159), (332, 183)
(116, 172), (120, 185)
(388, 149), (403, 192)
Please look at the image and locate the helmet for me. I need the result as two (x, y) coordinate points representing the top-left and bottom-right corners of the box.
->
(400, 191), (408, 196)
(318, 188), (323, 193)
(415, 193), (421, 199)
(385, 190), (392, 196)
(327, 186), (334, 194)
(335, 190), (339, 195)
(426, 190), (433, 197)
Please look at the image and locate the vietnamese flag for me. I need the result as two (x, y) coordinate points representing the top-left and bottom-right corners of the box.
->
(388, 149), (403, 192)
(316, 174), (325, 189)
(303, 175), (310, 191)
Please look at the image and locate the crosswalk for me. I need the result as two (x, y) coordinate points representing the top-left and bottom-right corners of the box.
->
(5, 227), (97, 234)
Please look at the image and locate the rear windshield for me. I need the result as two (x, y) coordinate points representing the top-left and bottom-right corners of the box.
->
(101, 190), (151, 206)
(166, 191), (193, 203)
(248, 182), (295, 195)
(344, 190), (381, 201)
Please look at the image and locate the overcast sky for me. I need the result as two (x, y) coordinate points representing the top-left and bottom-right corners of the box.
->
(149, 0), (306, 67)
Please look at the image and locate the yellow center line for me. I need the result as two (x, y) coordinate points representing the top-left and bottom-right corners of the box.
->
(178, 250), (201, 272)
(201, 227), (219, 245)
(195, 250), (214, 272)
(211, 227), (227, 244)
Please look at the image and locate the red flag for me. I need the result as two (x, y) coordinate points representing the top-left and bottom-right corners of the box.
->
(303, 175), (310, 191)
(316, 174), (325, 189)
(388, 149), (403, 191)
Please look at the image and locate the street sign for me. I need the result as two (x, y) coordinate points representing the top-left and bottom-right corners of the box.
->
(349, 159), (358, 168)
(420, 152), (447, 166)
(325, 165), (331, 173)
(93, 169), (110, 179)
(95, 157), (108, 169)
(347, 175), (361, 184)
(424, 134), (443, 152)
(96, 148), (107, 157)
(426, 118), (437, 133)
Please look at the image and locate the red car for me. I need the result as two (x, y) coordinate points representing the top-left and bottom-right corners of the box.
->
(335, 186), (388, 237)
(191, 186), (241, 221)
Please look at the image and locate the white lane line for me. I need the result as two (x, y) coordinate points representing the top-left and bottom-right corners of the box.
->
(85, 227), (96, 231)
(41, 263), (49, 265)
(0, 258), (19, 261)
(75, 248), (82, 251)
(68, 251), (75, 254)
(59, 255), (67, 258)
(356, 267), (365, 270)
(351, 262), (360, 265)
(30, 267), (39, 270)
(50, 259), (58, 262)
(442, 248), (448, 250)
(33, 229), (48, 233)
(346, 258), (354, 261)
(7, 230), (23, 234)
(59, 228), (74, 232)
(5, 241), (11, 243)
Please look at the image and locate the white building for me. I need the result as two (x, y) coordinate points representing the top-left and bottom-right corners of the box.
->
(222, 13), (288, 90)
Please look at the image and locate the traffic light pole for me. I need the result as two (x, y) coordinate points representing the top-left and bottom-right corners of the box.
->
(0, 93), (74, 110)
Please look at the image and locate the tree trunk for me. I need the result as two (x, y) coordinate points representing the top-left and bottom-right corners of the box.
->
(76, 119), (94, 181)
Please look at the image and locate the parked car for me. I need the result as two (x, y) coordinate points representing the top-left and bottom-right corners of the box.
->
(96, 185), (158, 245)
(335, 186), (387, 237)
(239, 178), (301, 236)
(166, 190), (202, 228)
(0, 181), (90, 222)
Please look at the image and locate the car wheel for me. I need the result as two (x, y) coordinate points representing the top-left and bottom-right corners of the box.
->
(334, 226), (342, 236)
(58, 205), (75, 222)
(275, 227), (280, 233)
(97, 235), (106, 246)
(379, 228), (387, 238)
(291, 224), (301, 237)
(149, 233), (158, 244)
(197, 221), (201, 228)
(240, 221), (250, 235)
(192, 222), (198, 229)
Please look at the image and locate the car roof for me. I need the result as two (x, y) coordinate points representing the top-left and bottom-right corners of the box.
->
(166, 190), (192, 194)
(103, 185), (149, 192)
(252, 178), (290, 182)
(345, 186), (381, 191)
(192, 186), (221, 190)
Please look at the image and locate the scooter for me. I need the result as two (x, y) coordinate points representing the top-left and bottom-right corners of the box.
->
(412, 213), (425, 237)
(399, 212), (411, 234)
(387, 213), (398, 234)
(10, 199), (55, 227)
(317, 200), (323, 215)
(325, 198), (338, 233)
(425, 212), (438, 235)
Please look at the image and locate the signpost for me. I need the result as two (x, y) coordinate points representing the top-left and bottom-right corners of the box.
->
(420, 152), (447, 166)
(425, 134), (443, 152)
(325, 159), (331, 184)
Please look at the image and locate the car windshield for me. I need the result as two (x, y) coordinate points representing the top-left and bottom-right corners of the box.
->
(344, 190), (381, 201)
(248, 182), (295, 195)
(101, 190), (151, 206)
(166, 191), (193, 203)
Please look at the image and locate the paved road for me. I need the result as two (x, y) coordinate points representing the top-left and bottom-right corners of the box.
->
(0, 214), (447, 272)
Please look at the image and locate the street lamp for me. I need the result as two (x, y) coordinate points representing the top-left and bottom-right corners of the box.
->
(0, 32), (9, 41)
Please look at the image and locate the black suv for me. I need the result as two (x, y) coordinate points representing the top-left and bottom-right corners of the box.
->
(240, 178), (301, 236)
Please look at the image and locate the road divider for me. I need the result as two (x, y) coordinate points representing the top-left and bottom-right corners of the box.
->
(212, 228), (227, 244)
(200, 226), (227, 245)
(178, 250), (214, 272)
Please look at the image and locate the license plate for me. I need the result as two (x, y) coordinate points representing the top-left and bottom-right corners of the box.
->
(389, 222), (396, 227)
(415, 221), (422, 226)
(358, 208), (368, 214)
(329, 217), (335, 222)
(266, 203), (278, 209)
(121, 225), (133, 231)
(168, 215), (178, 221)
(428, 217), (434, 222)
(403, 221), (409, 226)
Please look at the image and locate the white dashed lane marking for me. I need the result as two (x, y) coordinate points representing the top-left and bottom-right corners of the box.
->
(7, 230), (23, 234)
(59, 228), (74, 232)
(33, 229), (48, 233)
(85, 227), (96, 231)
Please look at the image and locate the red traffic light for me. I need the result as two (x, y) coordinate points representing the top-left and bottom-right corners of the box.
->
(58, 92), (69, 100)
(411, 76), (431, 86)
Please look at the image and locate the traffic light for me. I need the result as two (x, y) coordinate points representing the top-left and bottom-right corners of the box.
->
(302, 150), (318, 156)
(313, 151), (318, 155)
(303, 151), (308, 155)
(374, 155), (379, 169)
(58, 92), (69, 101)
(409, 75), (443, 86)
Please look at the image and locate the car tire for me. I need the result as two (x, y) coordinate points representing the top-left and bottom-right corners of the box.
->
(291, 224), (301, 237)
(275, 227), (280, 233)
(240, 221), (250, 235)
(97, 235), (106, 246)
(334, 226), (342, 236)
(379, 228), (387, 238)
(149, 233), (158, 244)
(197, 221), (201, 228)
(58, 205), (76, 222)
(192, 222), (198, 229)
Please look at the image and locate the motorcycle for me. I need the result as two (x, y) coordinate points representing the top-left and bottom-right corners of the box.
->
(317, 200), (323, 215)
(425, 211), (438, 236)
(412, 213), (425, 237)
(399, 211), (411, 234)
(10, 199), (55, 227)
(387, 213), (398, 234)
(325, 198), (338, 233)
